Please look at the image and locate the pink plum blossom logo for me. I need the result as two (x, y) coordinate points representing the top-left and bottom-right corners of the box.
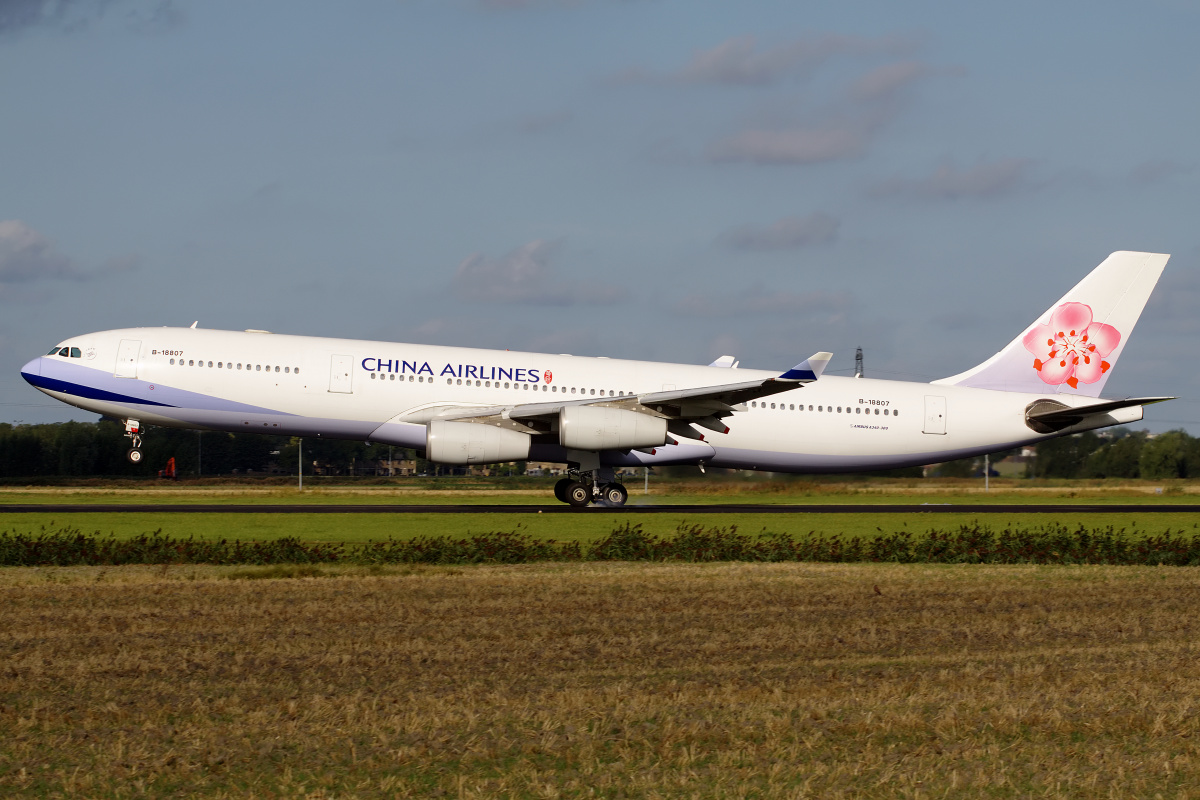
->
(1021, 302), (1120, 389)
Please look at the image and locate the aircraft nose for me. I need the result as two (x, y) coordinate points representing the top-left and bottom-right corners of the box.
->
(20, 356), (42, 383)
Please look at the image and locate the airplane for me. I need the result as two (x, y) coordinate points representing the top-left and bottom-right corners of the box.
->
(20, 250), (1172, 506)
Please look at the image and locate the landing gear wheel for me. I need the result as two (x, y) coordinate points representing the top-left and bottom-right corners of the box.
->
(564, 481), (591, 507)
(127, 448), (143, 465)
(602, 483), (628, 507)
(553, 477), (574, 503)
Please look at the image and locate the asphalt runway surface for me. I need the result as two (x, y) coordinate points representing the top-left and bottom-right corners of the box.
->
(1, 504), (1198, 514)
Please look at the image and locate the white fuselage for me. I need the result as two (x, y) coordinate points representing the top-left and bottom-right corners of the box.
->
(23, 327), (1140, 472)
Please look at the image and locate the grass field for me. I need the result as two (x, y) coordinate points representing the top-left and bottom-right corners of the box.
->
(1, 478), (1199, 546)
(3, 562), (1200, 798)
(2, 476), (1200, 506)
(2, 510), (1200, 545)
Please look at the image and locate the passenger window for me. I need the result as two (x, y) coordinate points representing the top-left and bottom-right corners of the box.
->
(837, 406), (842, 413)
(874, 408), (879, 415)
(808, 405), (813, 411)
(485, 381), (491, 387)
(789, 404), (794, 410)
(504, 382), (510, 389)
(893, 409), (898, 417)
(571, 387), (576, 394)
(189, 360), (195, 366)
(456, 379), (461, 385)
(371, 373), (376, 379)
(590, 389), (595, 395)
(284, 367), (289, 373)
(294, 368), (299, 375)
(856, 407), (861, 414)
(170, 358), (175, 365)
(883, 409), (889, 415)
(275, 366), (280, 373)
(390, 374), (395, 381)
(409, 375), (414, 382)
(237, 363), (242, 370)
(770, 403), (776, 409)
(817, 405), (822, 412)
(256, 365), (261, 371)
(208, 361), (213, 368)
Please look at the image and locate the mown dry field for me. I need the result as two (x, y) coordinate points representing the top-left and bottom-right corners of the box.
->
(3, 563), (1200, 798)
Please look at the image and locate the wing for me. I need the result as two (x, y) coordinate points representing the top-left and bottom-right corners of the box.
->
(393, 352), (832, 442)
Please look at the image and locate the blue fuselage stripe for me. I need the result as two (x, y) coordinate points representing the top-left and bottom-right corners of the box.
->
(22, 372), (175, 408)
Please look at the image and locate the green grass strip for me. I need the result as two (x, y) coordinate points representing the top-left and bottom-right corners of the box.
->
(4, 522), (1200, 567)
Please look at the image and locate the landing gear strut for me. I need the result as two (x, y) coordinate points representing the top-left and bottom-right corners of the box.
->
(553, 468), (629, 507)
(124, 419), (143, 464)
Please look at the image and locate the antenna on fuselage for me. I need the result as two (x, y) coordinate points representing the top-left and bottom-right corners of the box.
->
(855, 347), (864, 378)
(190, 321), (198, 329)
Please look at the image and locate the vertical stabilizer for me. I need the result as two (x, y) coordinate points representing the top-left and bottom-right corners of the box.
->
(932, 251), (1169, 397)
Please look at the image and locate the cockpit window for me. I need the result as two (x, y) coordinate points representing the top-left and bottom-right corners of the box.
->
(70, 347), (82, 358)
(48, 346), (64, 355)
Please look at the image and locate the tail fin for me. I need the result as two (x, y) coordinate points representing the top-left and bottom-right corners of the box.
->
(933, 251), (1169, 397)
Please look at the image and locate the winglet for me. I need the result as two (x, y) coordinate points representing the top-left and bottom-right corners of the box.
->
(778, 352), (832, 382)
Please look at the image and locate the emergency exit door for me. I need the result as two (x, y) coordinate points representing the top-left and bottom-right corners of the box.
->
(329, 354), (354, 393)
(114, 339), (140, 379)
(923, 395), (946, 434)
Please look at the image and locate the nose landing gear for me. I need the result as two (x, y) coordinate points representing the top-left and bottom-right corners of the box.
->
(124, 419), (143, 464)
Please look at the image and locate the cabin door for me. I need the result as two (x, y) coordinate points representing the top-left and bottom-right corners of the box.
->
(329, 354), (354, 393)
(923, 395), (947, 434)
(114, 339), (140, 379)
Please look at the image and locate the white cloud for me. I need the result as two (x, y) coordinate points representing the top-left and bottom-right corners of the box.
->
(673, 287), (853, 318)
(872, 158), (1033, 200)
(621, 33), (916, 86)
(851, 61), (944, 101)
(708, 126), (869, 165)
(1128, 159), (1194, 185)
(452, 239), (626, 306)
(0, 0), (185, 37)
(0, 221), (79, 283)
(721, 213), (840, 251)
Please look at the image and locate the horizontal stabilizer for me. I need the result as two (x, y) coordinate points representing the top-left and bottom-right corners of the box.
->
(1025, 396), (1174, 433)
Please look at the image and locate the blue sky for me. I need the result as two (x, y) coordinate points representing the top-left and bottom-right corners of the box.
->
(2, 0), (1197, 430)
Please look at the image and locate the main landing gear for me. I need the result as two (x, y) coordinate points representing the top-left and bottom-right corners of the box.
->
(124, 419), (143, 464)
(553, 470), (629, 507)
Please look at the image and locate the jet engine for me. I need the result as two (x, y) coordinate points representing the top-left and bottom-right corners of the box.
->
(558, 406), (668, 451)
(426, 420), (531, 464)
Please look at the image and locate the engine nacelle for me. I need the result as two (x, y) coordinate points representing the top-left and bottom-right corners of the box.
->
(426, 420), (531, 465)
(559, 406), (668, 451)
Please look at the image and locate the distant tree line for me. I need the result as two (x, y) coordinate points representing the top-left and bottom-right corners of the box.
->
(1030, 428), (1200, 480)
(1, 420), (1197, 480)
(0, 420), (420, 478)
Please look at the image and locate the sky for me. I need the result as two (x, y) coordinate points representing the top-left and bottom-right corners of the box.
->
(1, 0), (1198, 431)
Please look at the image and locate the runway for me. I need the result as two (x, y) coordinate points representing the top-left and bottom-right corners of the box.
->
(1, 504), (1198, 514)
